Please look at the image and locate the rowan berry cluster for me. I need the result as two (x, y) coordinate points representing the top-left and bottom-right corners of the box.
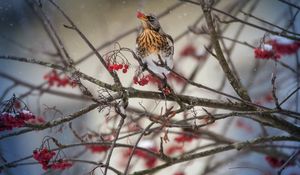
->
(254, 44), (280, 60)
(0, 95), (39, 131)
(133, 73), (174, 95)
(0, 110), (35, 131)
(180, 44), (196, 57)
(180, 44), (206, 61)
(33, 148), (72, 170)
(133, 74), (166, 88)
(133, 74), (152, 86)
(43, 69), (77, 87)
(33, 148), (56, 170)
(268, 36), (300, 55)
(124, 147), (158, 168)
(107, 63), (129, 73)
(174, 133), (198, 143)
(254, 36), (300, 60)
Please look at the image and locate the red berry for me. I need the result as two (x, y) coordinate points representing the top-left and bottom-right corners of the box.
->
(108, 65), (114, 72)
(140, 78), (148, 85)
(180, 45), (196, 57)
(112, 64), (118, 70)
(118, 64), (123, 69)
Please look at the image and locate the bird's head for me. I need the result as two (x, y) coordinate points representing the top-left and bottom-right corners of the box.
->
(136, 11), (161, 31)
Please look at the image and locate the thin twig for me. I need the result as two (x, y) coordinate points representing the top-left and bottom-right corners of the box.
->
(181, 0), (300, 41)
(123, 122), (156, 175)
(277, 149), (300, 175)
(103, 106), (127, 175)
(130, 135), (300, 175)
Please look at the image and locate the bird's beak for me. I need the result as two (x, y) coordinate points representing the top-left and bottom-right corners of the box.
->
(136, 11), (147, 21)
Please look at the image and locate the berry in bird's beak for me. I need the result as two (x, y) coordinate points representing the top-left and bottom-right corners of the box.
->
(136, 11), (146, 20)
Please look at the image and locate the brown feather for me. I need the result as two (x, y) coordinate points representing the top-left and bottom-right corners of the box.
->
(136, 29), (170, 58)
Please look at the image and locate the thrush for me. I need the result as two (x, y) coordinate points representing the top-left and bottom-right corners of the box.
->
(136, 11), (174, 78)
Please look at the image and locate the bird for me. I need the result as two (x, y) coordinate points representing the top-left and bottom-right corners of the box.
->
(136, 11), (174, 78)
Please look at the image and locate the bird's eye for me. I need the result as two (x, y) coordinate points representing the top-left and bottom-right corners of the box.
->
(147, 16), (155, 22)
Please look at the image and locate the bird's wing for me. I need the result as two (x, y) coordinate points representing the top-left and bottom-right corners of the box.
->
(164, 33), (174, 45)
(164, 34), (174, 56)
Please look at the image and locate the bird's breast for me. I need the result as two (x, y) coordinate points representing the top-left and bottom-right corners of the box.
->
(137, 29), (168, 57)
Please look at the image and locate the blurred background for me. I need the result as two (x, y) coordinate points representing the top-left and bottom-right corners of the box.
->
(0, 0), (299, 174)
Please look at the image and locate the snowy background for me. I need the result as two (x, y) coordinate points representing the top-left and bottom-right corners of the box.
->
(0, 0), (299, 175)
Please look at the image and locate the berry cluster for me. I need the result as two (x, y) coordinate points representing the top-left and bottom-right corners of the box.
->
(0, 110), (35, 131)
(174, 133), (198, 143)
(0, 95), (43, 131)
(33, 148), (56, 170)
(180, 44), (196, 57)
(268, 36), (300, 55)
(87, 145), (110, 153)
(133, 74), (171, 95)
(269, 40), (300, 55)
(33, 148), (72, 170)
(265, 156), (294, 168)
(180, 44), (206, 61)
(108, 63), (129, 73)
(43, 69), (77, 87)
(133, 74), (165, 88)
(123, 147), (158, 168)
(133, 74), (152, 86)
(254, 44), (280, 60)
(254, 36), (300, 60)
